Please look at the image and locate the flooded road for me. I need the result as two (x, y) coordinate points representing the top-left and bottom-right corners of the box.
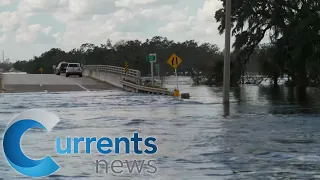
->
(1, 77), (320, 179)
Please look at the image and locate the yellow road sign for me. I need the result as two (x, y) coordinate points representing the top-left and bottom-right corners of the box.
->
(167, 53), (182, 69)
(124, 61), (129, 73)
(39, 68), (43, 73)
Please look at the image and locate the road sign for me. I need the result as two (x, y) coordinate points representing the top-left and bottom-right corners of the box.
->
(167, 53), (182, 69)
(39, 68), (43, 74)
(147, 53), (156, 62)
(167, 54), (182, 91)
(155, 64), (160, 77)
(146, 53), (156, 85)
(124, 61), (129, 73)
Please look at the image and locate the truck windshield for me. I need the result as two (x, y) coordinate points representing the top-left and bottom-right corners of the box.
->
(68, 64), (79, 67)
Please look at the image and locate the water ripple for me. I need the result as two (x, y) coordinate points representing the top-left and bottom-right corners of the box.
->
(1, 84), (320, 179)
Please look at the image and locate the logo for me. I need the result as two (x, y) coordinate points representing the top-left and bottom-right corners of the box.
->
(2, 109), (158, 177)
(2, 109), (60, 177)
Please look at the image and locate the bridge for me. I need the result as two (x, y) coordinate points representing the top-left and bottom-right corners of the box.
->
(0, 65), (173, 95)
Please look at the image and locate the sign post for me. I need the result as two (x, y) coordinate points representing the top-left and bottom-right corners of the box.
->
(167, 53), (182, 96)
(155, 64), (160, 77)
(147, 53), (156, 85)
(39, 68), (43, 74)
(151, 62), (154, 85)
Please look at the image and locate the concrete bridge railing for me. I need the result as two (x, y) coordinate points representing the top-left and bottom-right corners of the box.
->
(82, 64), (171, 95)
(83, 65), (141, 79)
(82, 65), (141, 88)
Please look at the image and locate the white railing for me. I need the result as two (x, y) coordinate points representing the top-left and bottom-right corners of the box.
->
(83, 65), (141, 79)
(2, 72), (27, 74)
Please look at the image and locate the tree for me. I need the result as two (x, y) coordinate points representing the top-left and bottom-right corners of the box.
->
(215, 0), (320, 89)
(257, 44), (284, 86)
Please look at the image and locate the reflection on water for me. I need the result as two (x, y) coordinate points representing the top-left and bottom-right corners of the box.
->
(1, 77), (320, 179)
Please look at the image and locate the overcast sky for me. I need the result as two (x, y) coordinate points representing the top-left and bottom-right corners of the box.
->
(0, 0), (266, 62)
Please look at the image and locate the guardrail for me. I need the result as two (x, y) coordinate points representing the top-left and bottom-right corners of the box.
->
(82, 65), (141, 79)
(1, 72), (27, 74)
(120, 79), (171, 95)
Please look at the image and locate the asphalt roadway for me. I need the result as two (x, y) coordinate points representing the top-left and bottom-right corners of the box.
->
(1, 74), (119, 93)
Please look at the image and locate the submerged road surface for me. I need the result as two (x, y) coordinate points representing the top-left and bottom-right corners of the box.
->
(1, 77), (320, 179)
(2, 74), (118, 92)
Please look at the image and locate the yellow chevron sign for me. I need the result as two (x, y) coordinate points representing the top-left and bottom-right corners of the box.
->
(124, 61), (129, 73)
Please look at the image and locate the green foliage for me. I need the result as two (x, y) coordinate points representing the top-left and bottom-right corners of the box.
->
(14, 36), (223, 80)
(215, 0), (320, 88)
(0, 62), (13, 71)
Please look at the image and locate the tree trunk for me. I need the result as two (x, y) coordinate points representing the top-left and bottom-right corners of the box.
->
(296, 59), (307, 89)
(273, 76), (278, 87)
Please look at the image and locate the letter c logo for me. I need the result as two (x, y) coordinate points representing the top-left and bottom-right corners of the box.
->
(2, 109), (60, 177)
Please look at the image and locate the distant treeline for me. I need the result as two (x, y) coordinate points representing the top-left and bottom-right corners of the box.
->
(11, 36), (281, 86)
(0, 62), (13, 72)
(12, 35), (320, 88)
(13, 36), (228, 82)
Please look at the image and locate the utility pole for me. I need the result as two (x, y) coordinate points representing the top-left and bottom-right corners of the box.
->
(223, 0), (231, 104)
(2, 50), (4, 63)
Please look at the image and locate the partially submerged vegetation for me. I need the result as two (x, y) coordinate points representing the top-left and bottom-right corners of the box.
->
(213, 0), (320, 89)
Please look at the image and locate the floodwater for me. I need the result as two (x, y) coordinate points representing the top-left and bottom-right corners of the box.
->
(1, 76), (320, 179)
